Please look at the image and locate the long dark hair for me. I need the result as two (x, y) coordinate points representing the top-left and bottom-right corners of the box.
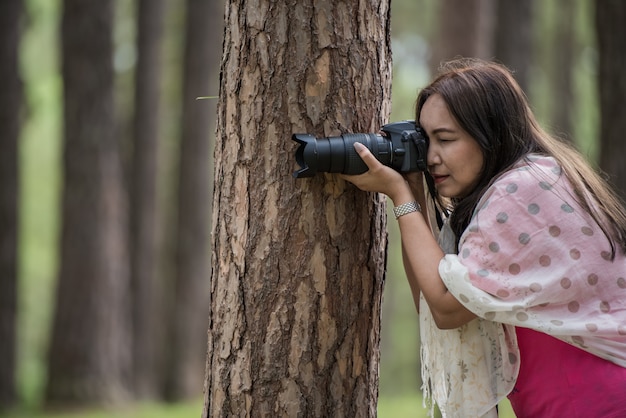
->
(416, 58), (626, 257)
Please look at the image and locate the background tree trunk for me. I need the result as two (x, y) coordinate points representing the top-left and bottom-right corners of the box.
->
(45, 0), (130, 406)
(162, 0), (220, 401)
(494, 0), (534, 93)
(129, 0), (165, 400)
(203, 0), (391, 416)
(429, 0), (495, 72)
(0, 0), (23, 410)
(596, 0), (626, 198)
(549, 0), (576, 139)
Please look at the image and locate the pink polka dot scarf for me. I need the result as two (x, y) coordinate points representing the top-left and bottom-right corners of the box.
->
(421, 155), (626, 417)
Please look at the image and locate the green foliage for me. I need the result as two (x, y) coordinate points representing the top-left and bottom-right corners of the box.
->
(377, 395), (516, 418)
(378, 395), (426, 418)
(1, 401), (203, 418)
(18, 0), (62, 407)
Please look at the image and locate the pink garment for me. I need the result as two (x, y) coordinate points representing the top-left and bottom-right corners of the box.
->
(433, 154), (626, 415)
(509, 327), (626, 418)
(445, 154), (626, 364)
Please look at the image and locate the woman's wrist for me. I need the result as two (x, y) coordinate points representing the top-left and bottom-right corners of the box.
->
(393, 201), (421, 219)
(388, 181), (416, 207)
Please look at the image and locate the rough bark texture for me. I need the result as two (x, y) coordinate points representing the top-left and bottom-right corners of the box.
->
(494, 0), (534, 94)
(163, 0), (219, 400)
(203, 1), (391, 417)
(0, 0), (23, 410)
(596, 0), (626, 198)
(46, 0), (130, 406)
(130, 0), (165, 400)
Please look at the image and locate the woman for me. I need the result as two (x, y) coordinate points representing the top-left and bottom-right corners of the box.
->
(342, 58), (626, 417)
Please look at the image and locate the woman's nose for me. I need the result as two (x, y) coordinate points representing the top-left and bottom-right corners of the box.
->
(427, 145), (440, 166)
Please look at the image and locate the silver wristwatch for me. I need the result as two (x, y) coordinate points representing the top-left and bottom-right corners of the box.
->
(393, 201), (421, 219)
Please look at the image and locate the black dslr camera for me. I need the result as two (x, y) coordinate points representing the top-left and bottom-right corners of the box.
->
(292, 121), (428, 178)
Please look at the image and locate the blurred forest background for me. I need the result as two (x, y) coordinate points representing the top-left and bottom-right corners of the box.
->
(1, 0), (625, 417)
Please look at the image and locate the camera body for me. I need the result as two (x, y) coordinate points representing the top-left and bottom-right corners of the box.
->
(292, 120), (428, 178)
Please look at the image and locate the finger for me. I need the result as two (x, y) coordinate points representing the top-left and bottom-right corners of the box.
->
(353, 142), (380, 169)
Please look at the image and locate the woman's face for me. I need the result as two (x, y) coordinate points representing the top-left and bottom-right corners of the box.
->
(419, 94), (484, 199)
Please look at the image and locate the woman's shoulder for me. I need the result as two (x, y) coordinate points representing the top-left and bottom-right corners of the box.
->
(482, 154), (565, 202)
(469, 153), (584, 228)
(496, 153), (562, 188)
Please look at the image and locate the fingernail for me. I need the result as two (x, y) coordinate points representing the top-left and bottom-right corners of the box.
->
(354, 142), (365, 150)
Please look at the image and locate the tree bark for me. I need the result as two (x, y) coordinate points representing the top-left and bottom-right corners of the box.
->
(494, 0), (534, 94)
(596, 0), (626, 198)
(0, 0), (23, 410)
(162, 0), (220, 400)
(130, 0), (165, 400)
(429, 0), (495, 72)
(46, 0), (131, 406)
(203, 0), (391, 417)
(549, 0), (576, 139)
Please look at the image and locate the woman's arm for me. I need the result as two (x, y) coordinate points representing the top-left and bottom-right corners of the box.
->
(400, 173), (429, 312)
(396, 207), (476, 328)
(341, 143), (476, 329)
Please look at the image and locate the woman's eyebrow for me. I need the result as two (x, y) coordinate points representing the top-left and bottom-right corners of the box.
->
(431, 127), (456, 135)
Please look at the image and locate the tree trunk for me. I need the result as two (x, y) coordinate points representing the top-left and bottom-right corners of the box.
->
(596, 0), (626, 198)
(203, 1), (390, 417)
(130, 0), (165, 400)
(549, 0), (576, 139)
(46, 0), (131, 406)
(429, 0), (495, 72)
(162, 0), (220, 400)
(494, 0), (534, 94)
(0, 0), (23, 410)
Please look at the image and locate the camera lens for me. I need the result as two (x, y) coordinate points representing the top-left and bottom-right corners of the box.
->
(293, 132), (392, 178)
(292, 121), (425, 178)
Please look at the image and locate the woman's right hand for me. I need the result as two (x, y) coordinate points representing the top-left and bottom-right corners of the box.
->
(340, 142), (415, 205)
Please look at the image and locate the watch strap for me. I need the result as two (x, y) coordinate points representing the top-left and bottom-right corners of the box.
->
(393, 201), (421, 219)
